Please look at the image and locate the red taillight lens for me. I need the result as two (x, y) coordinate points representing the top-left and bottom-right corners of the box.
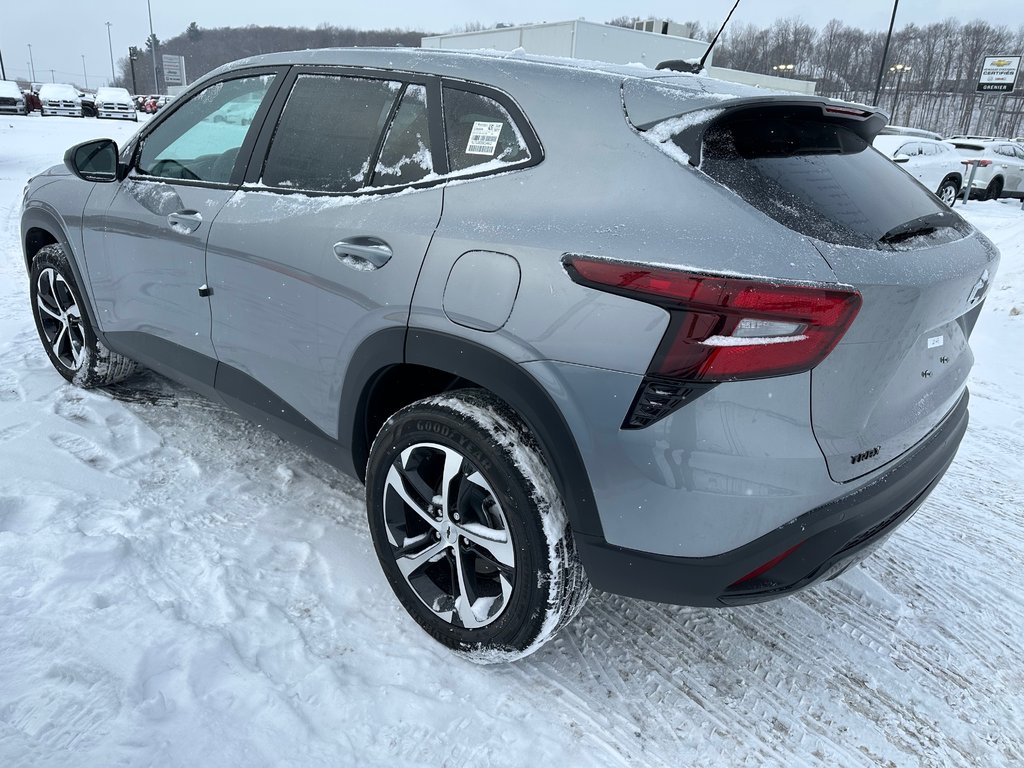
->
(565, 256), (861, 382)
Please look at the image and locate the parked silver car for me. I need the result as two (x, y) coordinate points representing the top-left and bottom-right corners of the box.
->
(873, 135), (963, 205)
(21, 49), (998, 660)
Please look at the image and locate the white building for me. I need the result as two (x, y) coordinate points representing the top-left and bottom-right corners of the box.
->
(422, 20), (817, 95)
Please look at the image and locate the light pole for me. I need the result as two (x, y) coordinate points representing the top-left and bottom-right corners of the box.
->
(772, 63), (795, 78)
(106, 22), (115, 84)
(81, 54), (88, 89)
(890, 63), (910, 122)
(27, 43), (36, 81)
(147, 0), (159, 94)
(872, 0), (900, 106)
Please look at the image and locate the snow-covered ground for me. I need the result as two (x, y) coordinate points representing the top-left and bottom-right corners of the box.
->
(1, 114), (1022, 768)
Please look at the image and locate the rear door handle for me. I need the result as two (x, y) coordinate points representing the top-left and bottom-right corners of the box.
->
(333, 237), (392, 270)
(167, 210), (203, 234)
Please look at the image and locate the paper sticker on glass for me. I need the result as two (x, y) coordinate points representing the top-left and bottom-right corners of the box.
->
(465, 121), (504, 155)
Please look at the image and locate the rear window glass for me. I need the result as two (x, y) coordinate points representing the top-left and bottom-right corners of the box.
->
(700, 114), (967, 249)
(443, 87), (529, 174)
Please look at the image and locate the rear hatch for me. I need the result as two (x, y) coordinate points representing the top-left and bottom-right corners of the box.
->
(623, 76), (1000, 482)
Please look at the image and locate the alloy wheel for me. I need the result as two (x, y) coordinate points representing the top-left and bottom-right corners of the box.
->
(35, 267), (87, 371)
(382, 442), (516, 629)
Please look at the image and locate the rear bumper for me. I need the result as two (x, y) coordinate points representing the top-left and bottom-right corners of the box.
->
(576, 389), (969, 606)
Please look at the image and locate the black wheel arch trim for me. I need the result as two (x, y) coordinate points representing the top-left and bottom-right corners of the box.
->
(399, 329), (603, 540)
(22, 206), (107, 346)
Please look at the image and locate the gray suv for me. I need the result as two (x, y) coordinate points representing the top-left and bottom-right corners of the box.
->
(21, 49), (998, 661)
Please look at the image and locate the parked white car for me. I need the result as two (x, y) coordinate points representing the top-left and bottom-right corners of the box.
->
(873, 135), (963, 206)
(38, 83), (82, 117)
(96, 86), (137, 121)
(0, 80), (28, 115)
(948, 139), (1024, 200)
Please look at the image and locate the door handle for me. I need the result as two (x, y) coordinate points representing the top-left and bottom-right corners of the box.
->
(333, 237), (392, 270)
(167, 210), (203, 234)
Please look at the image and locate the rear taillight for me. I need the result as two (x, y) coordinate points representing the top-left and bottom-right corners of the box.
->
(564, 256), (862, 427)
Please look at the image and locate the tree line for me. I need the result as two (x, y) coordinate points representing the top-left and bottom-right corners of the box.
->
(113, 17), (1024, 137)
(611, 15), (1024, 137)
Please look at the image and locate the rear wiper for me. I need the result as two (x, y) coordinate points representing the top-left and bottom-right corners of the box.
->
(879, 212), (955, 244)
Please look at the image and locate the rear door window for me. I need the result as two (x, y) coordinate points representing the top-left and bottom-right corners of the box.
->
(442, 86), (530, 173)
(261, 75), (402, 193)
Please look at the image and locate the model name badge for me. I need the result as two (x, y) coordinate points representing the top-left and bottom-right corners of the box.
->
(851, 446), (881, 464)
(927, 335), (944, 349)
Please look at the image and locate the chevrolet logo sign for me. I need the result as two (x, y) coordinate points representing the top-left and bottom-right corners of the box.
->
(991, 59), (1013, 67)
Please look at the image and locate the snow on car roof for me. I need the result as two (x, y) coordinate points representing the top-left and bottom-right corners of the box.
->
(96, 86), (131, 100)
(0, 80), (23, 98)
(38, 83), (79, 99)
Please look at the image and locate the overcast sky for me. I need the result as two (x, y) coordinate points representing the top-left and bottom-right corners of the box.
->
(3, 1), (1022, 89)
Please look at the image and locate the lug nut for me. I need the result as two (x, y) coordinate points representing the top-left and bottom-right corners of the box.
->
(434, 531), (441, 540)
(453, 512), (461, 521)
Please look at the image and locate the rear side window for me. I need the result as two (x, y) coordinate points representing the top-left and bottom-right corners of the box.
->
(371, 84), (433, 187)
(443, 86), (529, 173)
(261, 75), (401, 193)
(700, 112), (967, 249)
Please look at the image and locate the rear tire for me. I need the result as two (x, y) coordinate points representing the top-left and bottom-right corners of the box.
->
(29, 243), (140, 388)
(985, 178), (1004, 201)
(365, 389), (591, 662)
(936, 177), (959, 207)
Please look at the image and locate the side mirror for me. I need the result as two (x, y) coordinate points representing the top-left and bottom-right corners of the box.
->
(893, 154), (911, 164)
(64, 138), (120, 183)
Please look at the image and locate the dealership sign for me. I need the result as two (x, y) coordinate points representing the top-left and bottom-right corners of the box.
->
(162, 54), (186, 86)
(977, 56), (1021, 92)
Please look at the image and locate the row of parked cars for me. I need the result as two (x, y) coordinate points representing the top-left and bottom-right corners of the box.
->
(0, 80), (161, 121)
(873, 125), (1024, 203)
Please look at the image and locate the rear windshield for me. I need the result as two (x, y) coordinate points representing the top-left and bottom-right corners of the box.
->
(700, 113), (968, 249)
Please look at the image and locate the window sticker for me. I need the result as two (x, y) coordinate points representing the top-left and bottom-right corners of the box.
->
(465, 121), (504, 155)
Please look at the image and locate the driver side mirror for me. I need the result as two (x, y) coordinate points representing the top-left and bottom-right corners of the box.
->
(893, 154), (911, 164)
(64, 138), (120, 183)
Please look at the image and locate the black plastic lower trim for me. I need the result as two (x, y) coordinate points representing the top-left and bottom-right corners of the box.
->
(577, 390), (970, 606)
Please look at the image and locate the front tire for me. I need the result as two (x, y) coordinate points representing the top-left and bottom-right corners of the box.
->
(30, 243), (139, 388)
(365, 389), (590, 662)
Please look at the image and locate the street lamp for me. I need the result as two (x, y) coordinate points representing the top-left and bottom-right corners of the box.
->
(772, 64), (795, 77)
(81, 54), (88, 89)
(147, 0), (159, 94)
(106, 22), (115, 84)
(27, 43), (36, 81)
(890, 63), (910, 121)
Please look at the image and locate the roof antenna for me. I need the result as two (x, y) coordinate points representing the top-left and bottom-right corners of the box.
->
(656, 0), (742, 75)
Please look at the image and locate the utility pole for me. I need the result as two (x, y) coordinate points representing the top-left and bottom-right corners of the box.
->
(872, 0), (900, 106)
(81, 54), (88, 89)
(106, 22), (115, 84)
(147, 0), (159, 94)
(0, 48), (6, 80)
(890, 63), (910, 122)
(27, 44), (36, 81)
